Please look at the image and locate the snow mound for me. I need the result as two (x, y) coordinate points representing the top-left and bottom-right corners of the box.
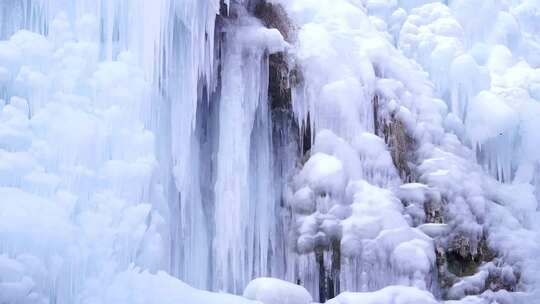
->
(93, 268), (259, 304)
(243, 277), (312, 304)
(465, 90), (518, 144)
(326, 286), (438, 304)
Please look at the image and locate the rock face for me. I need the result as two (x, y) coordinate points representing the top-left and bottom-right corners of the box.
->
(373, 94), (416, 182)
(254, 1), (293, 42)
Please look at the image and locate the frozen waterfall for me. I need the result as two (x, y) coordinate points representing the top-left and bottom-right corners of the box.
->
(1, 0), (540, 304)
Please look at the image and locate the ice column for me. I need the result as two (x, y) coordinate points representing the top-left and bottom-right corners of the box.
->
(213, 21), (285, 293)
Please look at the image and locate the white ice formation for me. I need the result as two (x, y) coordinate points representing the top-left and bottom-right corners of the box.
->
(1, 0), (539, 304)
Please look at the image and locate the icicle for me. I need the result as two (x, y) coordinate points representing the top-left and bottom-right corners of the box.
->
(158, 0), (220, 290)
(213, 18), (285, 292)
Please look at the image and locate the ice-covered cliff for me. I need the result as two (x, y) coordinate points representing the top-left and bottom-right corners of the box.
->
(0, 0), (539, 303)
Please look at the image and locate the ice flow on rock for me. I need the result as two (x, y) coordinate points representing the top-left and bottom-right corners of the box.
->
(0, 0), (539, 304)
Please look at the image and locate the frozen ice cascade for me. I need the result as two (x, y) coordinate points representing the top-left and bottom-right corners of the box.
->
(0, 0), (539, 303)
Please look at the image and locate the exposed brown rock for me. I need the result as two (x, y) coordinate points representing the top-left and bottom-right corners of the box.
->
(373, 95), (416, 182)
(254, 2), (293, 41)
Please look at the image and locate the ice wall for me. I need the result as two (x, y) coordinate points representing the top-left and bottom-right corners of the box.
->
(0, 0), (291, 301)
(0, 1), (171, 303)
(1, 0), (540, 304)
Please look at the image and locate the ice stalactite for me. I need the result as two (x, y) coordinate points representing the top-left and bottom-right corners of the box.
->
(213, 7), (288, 292)
(0, 0), (49, 39)
(150, 0), (291, 292)
(160, 0), (220, 290)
